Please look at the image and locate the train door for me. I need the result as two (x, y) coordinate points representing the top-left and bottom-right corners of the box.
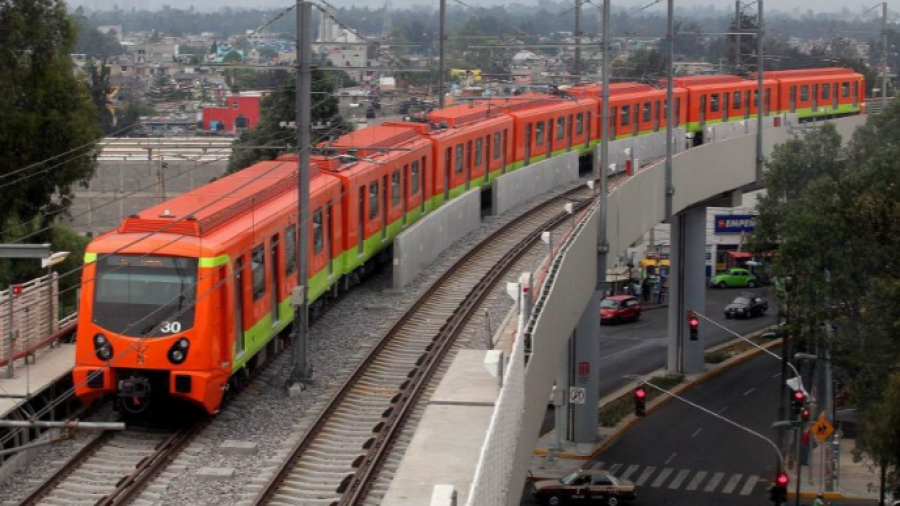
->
(401, 165), (408, 227)
(853, 81), (859, 108)
(326, 202), (334, 277)
(420, 157), (427, 214)
(744, 91), (750, 119)
(484, 135), (492, 174)
(654, 101), (661, 131)
(567, 114), (574, 151)
(233, 257), (245, 357)
(444, 147), (451, 202)
(812, 84), (818, 112)
(633, 104), (639, 136)
(358, 185), (365, 256)
(381, 175), (388, 241)
(722, 93), (730, 122)
(547, 119), (554, 156)
(610, 107), (617, 139)
(832, 83), (839, 110)
(790, 86), (797, 113)
(525, 123), (532, 166)
(465, 141), (472, 190)
(584, 112), (592, 148)
(699, 95), (707, 127)
(269, 234), (279, 325)
(502, 130), (509, 173)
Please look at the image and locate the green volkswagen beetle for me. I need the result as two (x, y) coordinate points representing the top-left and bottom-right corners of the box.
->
(710, 268), (758, 288)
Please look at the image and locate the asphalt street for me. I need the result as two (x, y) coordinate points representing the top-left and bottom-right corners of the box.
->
(539, 286), (778, 435)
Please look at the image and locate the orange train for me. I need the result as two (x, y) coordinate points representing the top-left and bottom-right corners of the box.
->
(73, 68), (865, 415)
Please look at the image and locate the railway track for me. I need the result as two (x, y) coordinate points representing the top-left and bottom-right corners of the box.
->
(252, 184), (596, 506)
(17, 418), (205, 506)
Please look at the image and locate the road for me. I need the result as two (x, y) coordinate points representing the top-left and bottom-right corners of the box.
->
(540, 286), (777, 435)
(524, 346), (880, 506)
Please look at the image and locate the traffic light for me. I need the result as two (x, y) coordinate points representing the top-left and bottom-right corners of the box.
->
(800, 406), (811, 422)
(687, 310), (699, 341)
(634, 386), (647, 417)
(790, 390), (805, 416)
(768, 473), (789, 503)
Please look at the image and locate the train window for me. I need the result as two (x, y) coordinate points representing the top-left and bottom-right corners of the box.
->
(710, 94), (720, 112)
(252, 245), (266, 301)
(733, 92), (741, 110)
(411, 161), (420, 195)
(842, 82), (850, 97)
(492, 132), (501, 160)
(475, 138), (483, 166)
(285, 225), (297, 274)
(800, 85), (809, 101)
(369, 181), (378, 219)
(643, 102), (651, 122)
(556, 117), (565, 140)
(536, 121), (545, 146)
(313, 208), (324, 254)
(575, 113), (584, 135)
(823, 84), (830, 99)
(621, 105), (630, 126)
(454, 144), (463, 174)
(391, 170), (400, 207)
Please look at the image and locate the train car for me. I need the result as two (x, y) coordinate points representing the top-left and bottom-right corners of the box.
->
(667, 75), (778, 135)
(763, 68), (865, 119)
(567, 83), (688, 141)
(74, 160), (345, 414)
(323, 124), (435, 280)
(497, 93), (598, 168)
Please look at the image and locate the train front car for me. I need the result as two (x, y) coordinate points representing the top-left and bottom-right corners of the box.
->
(74, 236), (230, 416)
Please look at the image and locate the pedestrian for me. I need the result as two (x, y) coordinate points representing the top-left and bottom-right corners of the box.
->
(642, 278), (650, 302)
(813, 492), (826, 506)
(634, 280), (643, 300)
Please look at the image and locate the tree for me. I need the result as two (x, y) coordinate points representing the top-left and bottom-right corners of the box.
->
(0, 0), (103, 285)
(725, 11), (759, 72)
(226, 70), (351, 174)
(88, 59), (115, 134)
(613, 48), (665, 80)
(71, 7), (124, 58)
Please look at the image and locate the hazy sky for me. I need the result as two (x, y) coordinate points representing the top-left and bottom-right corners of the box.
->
(72, 0), (883, 13)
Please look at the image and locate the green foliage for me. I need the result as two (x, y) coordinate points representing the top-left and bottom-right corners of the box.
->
(0, 0), (102, 258)
(226, 70), (350, 174)
(71, 7), (124, 58)
(614, 48), (665, 80)
(88, 59), (115, 134)
(752, 102), (900, 490)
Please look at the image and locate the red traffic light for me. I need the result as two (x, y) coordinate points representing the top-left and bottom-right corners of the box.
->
(776, 473), (789, 486)
(801, 407), (811, 420)
(634, 387), (647, 399)
(793, 390), (805, 401)
(686, 310), (699, 327)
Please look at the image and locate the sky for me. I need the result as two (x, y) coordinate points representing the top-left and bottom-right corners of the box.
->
(71, 0), (884, 14)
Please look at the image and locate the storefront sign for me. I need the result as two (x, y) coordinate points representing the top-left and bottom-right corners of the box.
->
(714, 214), (757, 234)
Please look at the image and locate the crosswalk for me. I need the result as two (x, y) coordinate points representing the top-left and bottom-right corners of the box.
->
(591, 461), (763, 496)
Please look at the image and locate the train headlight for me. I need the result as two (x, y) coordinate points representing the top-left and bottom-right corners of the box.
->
(93, 333), (113, 361)
(168, 338), (190, 364)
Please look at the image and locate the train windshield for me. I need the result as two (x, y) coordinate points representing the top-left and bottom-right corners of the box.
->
(92, 255), (198, 337)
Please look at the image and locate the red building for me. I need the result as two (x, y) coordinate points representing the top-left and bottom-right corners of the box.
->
(202, 94), (262, 133)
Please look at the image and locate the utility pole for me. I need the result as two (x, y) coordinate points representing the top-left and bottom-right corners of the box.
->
(438, 0), (446, 109)
(882, 2), (889, 110)
(291, 0), (313, 385)
(665, 0), (674, 219)
(756, 0), (765, 183)
(574, 0), (583, 79)
(734, 1), (742, 72)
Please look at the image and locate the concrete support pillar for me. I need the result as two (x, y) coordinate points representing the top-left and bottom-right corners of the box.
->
(555, 291), (601, 445)
(667, 206), (707, 374)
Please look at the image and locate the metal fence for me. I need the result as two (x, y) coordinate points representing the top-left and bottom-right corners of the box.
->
(0, 273), (73, 367)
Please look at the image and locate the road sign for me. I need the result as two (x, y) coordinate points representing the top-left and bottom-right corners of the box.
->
(812, 414), (834, 442)
(569, 387), (586, 404)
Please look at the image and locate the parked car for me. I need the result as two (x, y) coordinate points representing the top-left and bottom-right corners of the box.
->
(600, 295), (642, 324)
(710, 268), (758, 288)
(532, 469), (636, 505)
(724, 293), (769, 318)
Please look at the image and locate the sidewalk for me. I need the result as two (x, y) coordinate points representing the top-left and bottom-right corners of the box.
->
(787, 436), (883, 501)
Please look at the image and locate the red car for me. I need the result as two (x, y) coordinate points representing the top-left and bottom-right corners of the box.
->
(600, 295), (642, 324)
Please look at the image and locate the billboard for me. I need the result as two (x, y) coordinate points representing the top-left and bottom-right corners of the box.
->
(714, 214), (756, 234)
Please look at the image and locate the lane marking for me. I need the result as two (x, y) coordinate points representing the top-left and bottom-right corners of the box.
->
(608, 463), (623, 475)
(722, 474), (743, 494)
(633, 323), (650, 329)
(691, 428), (703, 438)
(620, 464), (640, 481)
(740, 475), (760, 495)
(686, 470), (708, 491)
(651, 468), (673, 488)
(704, 472), (725, 492)
(668, 469), (691, 489)
(636, 466), (656, 486)
(664, 452), (677, 465)
(743, 388), (756, 396)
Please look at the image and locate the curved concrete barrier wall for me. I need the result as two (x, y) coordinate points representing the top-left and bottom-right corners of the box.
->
(492, 152), (579, 216)
(392, 188), (481, 289)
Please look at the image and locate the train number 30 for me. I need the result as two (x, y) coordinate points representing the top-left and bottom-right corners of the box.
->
(161, 321), (182, 333)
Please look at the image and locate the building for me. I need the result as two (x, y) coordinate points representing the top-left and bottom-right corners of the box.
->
(201, 94), (262, 133)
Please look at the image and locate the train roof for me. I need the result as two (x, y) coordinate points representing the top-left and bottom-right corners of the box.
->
(104, 159), (336, 245)
(566, 82), (657, 98)
(427, 103), (506, 127)
(760, 67), (858, 78)
(661, 75), (745, 87)
(328, 123), (430, 158)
